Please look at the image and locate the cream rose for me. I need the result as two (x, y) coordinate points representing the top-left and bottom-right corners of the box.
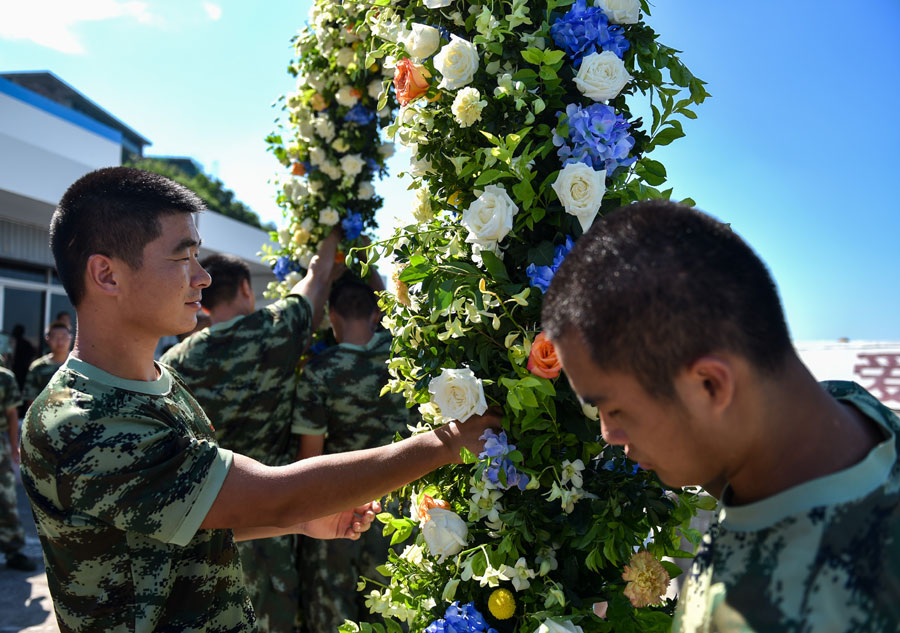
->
(413, 187), (433, 222)
(451, 87), (487, 128)
(335, 85), (359, 107)
(401, 23), (441, 61)
(596, 0), (640, 24)
(424, 0), (452, 7)
(358, 181), (375, 200)
(313, 115), (335, 141)
(340, 153), (365, 178)
(574, 51), (632, 102)
(318, 207), (340, 226)
(320, 162), (342, 181)
(422, 508), (469, 563)
(551, 162), (607, 232)
(368, 78), (384, 100)
(428, 367), (488, 422)
(434, 35), (479, 90)
(537, 620), (584, 633)
(462, 184), (519, 249)
(336, 46), (356, 68)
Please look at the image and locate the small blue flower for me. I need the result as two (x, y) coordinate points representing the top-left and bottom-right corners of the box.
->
(341, 212), (364, 241)
(479, 430), (529, 491)
(344, 103), (375, 125)
(550, 0), (630, 66)
(527, 235), (576, 293)
(553, 102), (636, 175)
(272, 256), (302, 281)
(431, 602), (495, 633)
(308, 340), (329, 355)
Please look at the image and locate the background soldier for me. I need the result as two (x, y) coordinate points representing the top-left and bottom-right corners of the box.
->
(161, 244), (340, 633)
(294, 279), (413, 632)
(22, 320), (72, 408)
(0, 364), (36, 571)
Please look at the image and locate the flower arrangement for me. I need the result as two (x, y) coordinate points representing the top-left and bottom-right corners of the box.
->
(275, 0), (717, 631)
(262, 0), (397, 296)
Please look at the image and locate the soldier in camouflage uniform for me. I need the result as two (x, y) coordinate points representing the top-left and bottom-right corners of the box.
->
(162, 252), (329, 633)
(22, 320), (72, 407)
(22, 167), (495, 633)
(294, 280), (413, 632)
(0, 364), (37, 571)
(543, 200), (900, 632)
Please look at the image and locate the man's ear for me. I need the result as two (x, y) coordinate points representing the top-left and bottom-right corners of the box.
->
(679, 356), (736, 416)
(85, 254), (122, 298)
(240, 278), (254, 299)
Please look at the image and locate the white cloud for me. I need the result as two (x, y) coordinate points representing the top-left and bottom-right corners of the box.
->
(0, 0), (155, 54)
(202, 2), (222, 21)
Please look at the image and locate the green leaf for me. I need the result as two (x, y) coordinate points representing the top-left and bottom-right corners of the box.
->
(651, 125), (686, 147)
(521, 47), (544, 65)
(459, 446), (477, 464)
(479, 249), (510, 281)
(474, 169), (506, 186)
(542, 49), (566, 66)
(661, 560), (685, 579)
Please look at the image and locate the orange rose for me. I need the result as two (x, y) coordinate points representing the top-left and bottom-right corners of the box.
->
(334, 250), (346, 265)
(310, 93), (329, 111)
(393, 58), (430, 106)
(527, 332), (562, 379)
(417, 494), (451, 522)
(291, 162), (306, 176)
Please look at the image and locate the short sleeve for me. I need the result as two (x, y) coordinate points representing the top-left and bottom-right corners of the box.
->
(54, 416), (233, 547)
(292, 366), (329, 436)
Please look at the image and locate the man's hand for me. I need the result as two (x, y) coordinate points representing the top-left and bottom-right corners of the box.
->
(302, 500), (381, 540)
(435, 407), (503, 464)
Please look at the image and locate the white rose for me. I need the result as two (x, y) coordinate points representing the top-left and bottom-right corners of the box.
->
(378, 142), (395, 158)
(551, 162), (606, 232)
(300, 218), (316, 232)
(314, 115), (336, 141)
(409, 154), (433, 178)
(428, 367), (488, 422)
(400, 23), (441, 61)
(413, 187), (433, 222)
(284, 270), (303, 286)
(422, 508), (468, 563)
(358, 181), (375, 200)
(320, 162), (342, 181)
(574, 50), (632, 102)
(296, 117), (315, 142)
(277, 227), (291, 246)
(596, 0), (640, 24)
(368, 79), (384, 100)
(335, 85), (359, 107)
(434, 35), (479, 90)
(462, 184), (519, 249)
(336, 46), (356, 68)
(283, 177), (308, 204)
(319, 207), (340, 226)
(537, 620), (584, 633)
(340, 153), (365, 178)
(451, 87), (486, 128)
(306, 73), (326, 92)
(309, 146), (327, 167)
(424, 0), (452, 7)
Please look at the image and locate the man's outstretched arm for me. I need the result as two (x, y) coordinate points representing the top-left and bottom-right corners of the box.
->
(200, 412), (498, 531)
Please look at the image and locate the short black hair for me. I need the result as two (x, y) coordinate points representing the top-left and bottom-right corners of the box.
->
(46, 321), (72, 336)
(50, 167), (206, 306)
(329, 279), (378, 320)
(542, 200), (793, 397)
(199, 254), (251, 310)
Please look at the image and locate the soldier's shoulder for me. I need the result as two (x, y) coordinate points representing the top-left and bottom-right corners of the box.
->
(28, 353), (54, 370)
(0, 366), (15, 384)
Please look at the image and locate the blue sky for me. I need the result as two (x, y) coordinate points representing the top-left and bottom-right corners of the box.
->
(1, 0), (898, 340)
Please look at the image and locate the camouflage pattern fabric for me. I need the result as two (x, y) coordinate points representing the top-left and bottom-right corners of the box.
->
(23, 353), (63, 403)
(293, 330), (413, 632)
(674, 381), (900, 633)
(0, 367), (25, 555)
(162, 294), (313, 633)
(20, 357), (254, 633)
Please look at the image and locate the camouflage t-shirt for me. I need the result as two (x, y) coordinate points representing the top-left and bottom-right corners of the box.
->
(23, 353), (63, 403)
(0, 366), (22, 411)
(20, 356), (254, 633)
(674, 381), (900, 633)
(292, 330), (413, 453)
(162, 294), (312, 466)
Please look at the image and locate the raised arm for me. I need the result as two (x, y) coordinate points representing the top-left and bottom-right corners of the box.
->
(200, 412), (498, 531)
(290, 227), (342, 330)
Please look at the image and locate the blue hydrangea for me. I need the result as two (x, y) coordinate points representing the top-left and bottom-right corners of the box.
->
(272, 256), (302, 281)
(550, 0), (629, 66)
(426, 602), (497, 633)
(479, 429), (529, 491)
(308, 340), (329, 355)
(341, 212), (364, 241)
(527, 236), (575, 293)
(553, 102), (636, 175)
(344, 103), (375, 125)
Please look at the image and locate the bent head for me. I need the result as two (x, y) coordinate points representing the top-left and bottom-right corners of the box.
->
(543, 200), (794, 487)
(328, 279), (379, 343)
(50, 167), (211, 337)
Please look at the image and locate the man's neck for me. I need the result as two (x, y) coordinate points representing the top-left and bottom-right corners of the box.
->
(725, 358), (882, 505)
(338, 322), (375, 347)
(71, 309), (160, 382)
(50, 351), (68, 364)
(208, 302), (252, 326)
